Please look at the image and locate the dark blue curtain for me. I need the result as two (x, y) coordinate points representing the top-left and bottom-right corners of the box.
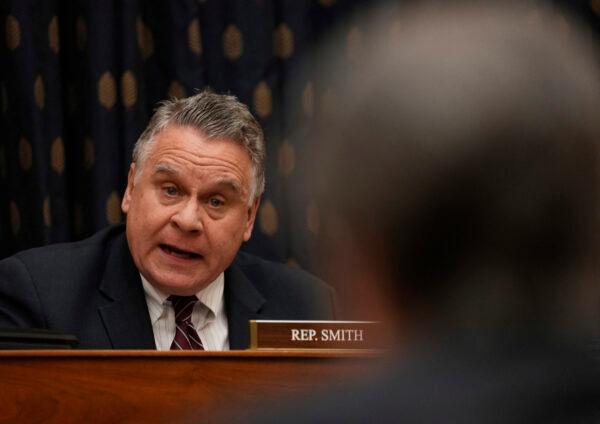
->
(1, 0), (598, 274)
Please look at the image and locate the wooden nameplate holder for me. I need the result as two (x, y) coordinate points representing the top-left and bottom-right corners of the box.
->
(249, 320), (383, 350)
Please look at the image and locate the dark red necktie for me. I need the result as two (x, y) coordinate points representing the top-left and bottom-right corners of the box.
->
(168, 295), (204, 350)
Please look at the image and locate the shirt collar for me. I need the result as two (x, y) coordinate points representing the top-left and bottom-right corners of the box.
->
(141, 273), (225, 325)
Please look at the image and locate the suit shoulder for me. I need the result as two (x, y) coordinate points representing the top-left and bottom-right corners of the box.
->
(234, 251), (329, 292)
(8, 225), (125, 273)
(230, 252), (338, 322)
(13, 226), (123, 259)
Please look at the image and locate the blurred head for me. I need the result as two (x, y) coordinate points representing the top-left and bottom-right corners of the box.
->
(122, 91), (264, 295)
(313, 2), (600, 343)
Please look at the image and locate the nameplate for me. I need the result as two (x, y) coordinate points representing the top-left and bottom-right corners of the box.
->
(249, 320), (382, 350)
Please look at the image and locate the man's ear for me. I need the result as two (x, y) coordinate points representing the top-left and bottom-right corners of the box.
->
(121, 163), (136, 214)
(243, 197), (261, 241)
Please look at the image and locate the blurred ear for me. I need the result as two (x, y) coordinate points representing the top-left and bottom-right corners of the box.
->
(121, 163), (136, 214)
(243, 197), (260, 241)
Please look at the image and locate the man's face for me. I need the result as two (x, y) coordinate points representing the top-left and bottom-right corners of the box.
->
(121, 124), (259, 295)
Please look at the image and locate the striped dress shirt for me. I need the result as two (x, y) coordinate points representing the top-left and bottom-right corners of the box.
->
(141, 273), (229, 351)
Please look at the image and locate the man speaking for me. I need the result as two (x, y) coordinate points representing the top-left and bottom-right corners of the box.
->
(0, 91), (336, 349)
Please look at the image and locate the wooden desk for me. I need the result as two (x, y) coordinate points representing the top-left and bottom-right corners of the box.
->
(0, 350), (376, 423)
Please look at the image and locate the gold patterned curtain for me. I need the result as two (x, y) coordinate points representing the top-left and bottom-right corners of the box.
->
(0, 0), (598, 272)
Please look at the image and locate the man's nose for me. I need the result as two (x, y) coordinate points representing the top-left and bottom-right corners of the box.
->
(171, 199), (203, 232)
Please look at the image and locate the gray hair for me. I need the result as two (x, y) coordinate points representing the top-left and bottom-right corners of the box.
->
(132, 90), (266, 203)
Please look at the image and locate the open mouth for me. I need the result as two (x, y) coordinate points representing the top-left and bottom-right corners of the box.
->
(160, 244), (202, 260)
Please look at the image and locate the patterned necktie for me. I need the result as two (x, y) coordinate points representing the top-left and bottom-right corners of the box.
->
(168, 295), (204, 350)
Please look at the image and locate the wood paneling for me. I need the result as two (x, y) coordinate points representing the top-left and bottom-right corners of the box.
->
(0, 350), (376, 422)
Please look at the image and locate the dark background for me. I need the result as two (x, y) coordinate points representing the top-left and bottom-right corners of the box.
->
(1, 0), (598, 275)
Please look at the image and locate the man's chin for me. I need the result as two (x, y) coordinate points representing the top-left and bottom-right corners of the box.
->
(148, 272), (213, 296)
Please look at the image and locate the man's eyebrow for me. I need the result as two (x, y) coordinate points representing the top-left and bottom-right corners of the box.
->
(153, 164), (244, 195)
(214, 177), (242, 194)
(153, 163), (179, 175)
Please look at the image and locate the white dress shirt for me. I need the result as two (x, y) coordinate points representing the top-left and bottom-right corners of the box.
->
(141, 273), (229, 350)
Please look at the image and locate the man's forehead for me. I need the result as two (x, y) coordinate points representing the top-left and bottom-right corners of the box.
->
(146, 133), (251, 173)
(140, 127), (257, 199)
(152, 125), (249, 159)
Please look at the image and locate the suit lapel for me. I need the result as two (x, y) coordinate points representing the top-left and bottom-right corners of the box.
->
(98, 233), (156, 349)
(225, 259), (265, 349)
(96, 234), (266, 349)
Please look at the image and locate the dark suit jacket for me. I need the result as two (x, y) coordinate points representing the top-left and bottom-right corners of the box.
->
(0, 225), (336, 349)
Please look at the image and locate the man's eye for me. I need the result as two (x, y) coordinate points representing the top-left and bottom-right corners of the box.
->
(208, 197), (224, 208)
(163, 186), (179, 197)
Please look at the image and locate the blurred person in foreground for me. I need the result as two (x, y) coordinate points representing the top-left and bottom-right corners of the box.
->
(254, 1), (600, 421)
(0, 91), (336, 349)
